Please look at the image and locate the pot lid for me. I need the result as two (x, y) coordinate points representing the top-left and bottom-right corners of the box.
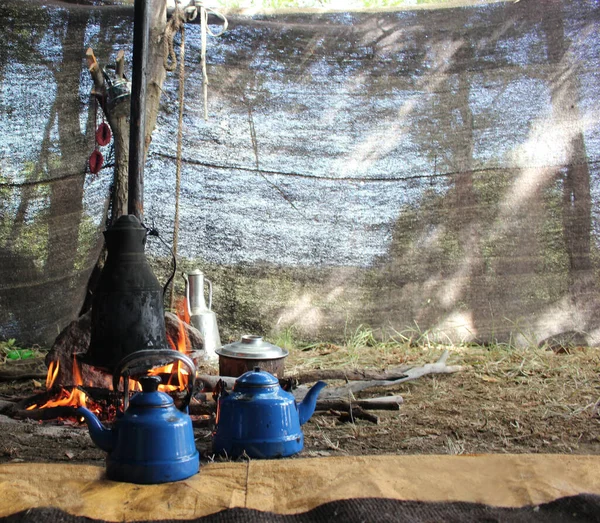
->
(216, 335), (289, 360)
(235, 367), (280, 388)
(129, 376), (173, 408)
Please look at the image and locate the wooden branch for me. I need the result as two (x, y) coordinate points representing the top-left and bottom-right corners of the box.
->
(335, 406), (379, 424)
(189, 401), (216, 416)
(296, 351), (463, 401)
(0, 399), (15, 414)
(0, 360), (47, 382)
(13, 406), (77, 421)
(294, 369), (409, 385)
(199, 351), (462, 403)
(197, 375), (236, 391)
(0, 371), (46, 382)
(316, 396), (403, 412)
(86, 47), (104, 91)
(115, 49), (125, 79)
(191, 416), (212, 428)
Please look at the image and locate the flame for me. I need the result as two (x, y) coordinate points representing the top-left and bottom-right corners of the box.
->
(45, 360), (59, 390)
(27, 357), (95, 411)
(176, 297), (191, 325)
(136, 315), (191, 393)
(27, 313), (193, 415)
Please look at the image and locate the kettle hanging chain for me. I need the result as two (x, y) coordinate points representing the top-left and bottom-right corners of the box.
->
(142, 221), (177, 299)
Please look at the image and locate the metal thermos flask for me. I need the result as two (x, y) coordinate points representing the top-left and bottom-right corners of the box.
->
(183, 270), (220, 360)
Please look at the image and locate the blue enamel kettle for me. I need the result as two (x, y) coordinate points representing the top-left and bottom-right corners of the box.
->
(213, 367), (326, 459)
(77, 350), (199, 484)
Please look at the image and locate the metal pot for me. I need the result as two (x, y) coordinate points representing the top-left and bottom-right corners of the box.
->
(215, 335), (288, 377)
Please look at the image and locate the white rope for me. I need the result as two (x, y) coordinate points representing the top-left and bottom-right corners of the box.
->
(165, 2), (227, 120)
(172, 1), (227, 121)
(197, 2), (227, 120)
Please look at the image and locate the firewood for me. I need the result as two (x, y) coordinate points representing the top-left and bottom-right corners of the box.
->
(0, 400), (15, 415)
(188, 402), (216, 416)
(293, 369), (409, 385)
(198, 351), (462, 404)
(295, 350), (463, 401)
(197, 375), (236, 391)
(0, 359), (47, 382)
(13, 406), (78, 421)
(316, 396), (403, 412)
(336, 406), (379, 424)
(191, 416), (213, 428)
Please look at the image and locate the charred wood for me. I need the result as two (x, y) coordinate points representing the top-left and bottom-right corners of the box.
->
(316, 396), (403, 412)
(333, 406), (379, 425)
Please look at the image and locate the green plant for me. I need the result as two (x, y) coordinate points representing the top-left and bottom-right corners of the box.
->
(269, 326), (298, 351)
(0, 339), (44, 361)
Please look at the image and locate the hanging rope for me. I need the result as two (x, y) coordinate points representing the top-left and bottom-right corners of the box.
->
(164, 3), (187, 72)
(168, 4), (186, 311)
(165, 1), (227, 119)
(164, 1), (228, 308)
(197, 3), (227, 120)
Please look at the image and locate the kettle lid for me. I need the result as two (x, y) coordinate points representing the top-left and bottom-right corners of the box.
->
(235, 367), (279, 388)
(129, 376), (173, 407)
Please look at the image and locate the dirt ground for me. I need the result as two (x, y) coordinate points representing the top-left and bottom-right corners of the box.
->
(0, 343), (599, 465)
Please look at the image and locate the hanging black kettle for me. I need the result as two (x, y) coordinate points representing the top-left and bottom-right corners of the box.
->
(82, 214), (168, 373)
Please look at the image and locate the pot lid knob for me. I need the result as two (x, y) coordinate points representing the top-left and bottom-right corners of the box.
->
(130, 376), (173, 407)
(140, 375), (161, 392)
(235, 367), (279, 388)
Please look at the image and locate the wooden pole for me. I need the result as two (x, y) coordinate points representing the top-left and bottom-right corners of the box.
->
(128, 0), (150, 220)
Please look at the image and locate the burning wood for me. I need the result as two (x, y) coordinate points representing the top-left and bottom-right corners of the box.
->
(26, 358), (98, 413)
(26, 315), (195, 417)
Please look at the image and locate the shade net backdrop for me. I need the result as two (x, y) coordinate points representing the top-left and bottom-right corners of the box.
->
(1, 0), (599, 347)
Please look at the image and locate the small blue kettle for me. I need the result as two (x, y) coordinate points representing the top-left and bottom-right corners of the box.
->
(77, 350), (199, 484)
(213, 367), (326, 459)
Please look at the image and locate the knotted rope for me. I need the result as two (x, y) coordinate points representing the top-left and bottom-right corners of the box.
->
(164, 1), (228, 120)
(164, 4), (187, 73)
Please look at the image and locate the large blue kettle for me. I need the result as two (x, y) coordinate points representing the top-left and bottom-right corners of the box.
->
(213, 367), (326, 459)
(77, 351), (199, 484)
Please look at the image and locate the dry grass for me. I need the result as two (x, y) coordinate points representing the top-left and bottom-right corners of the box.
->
(277, 328), (600, 456)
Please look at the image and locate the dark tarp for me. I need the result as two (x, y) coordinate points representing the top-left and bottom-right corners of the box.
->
(1, 0), (600, 346)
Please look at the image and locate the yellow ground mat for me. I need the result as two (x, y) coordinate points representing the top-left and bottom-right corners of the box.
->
(0, 454), (598, 521)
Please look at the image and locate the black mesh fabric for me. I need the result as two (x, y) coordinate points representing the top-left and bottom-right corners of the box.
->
(1, 0), (600, 346)
(1, 495), (600, 523)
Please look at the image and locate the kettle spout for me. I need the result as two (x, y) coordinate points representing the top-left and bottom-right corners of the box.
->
(298, 381), (327, 425)
(77, 406), (114, 453)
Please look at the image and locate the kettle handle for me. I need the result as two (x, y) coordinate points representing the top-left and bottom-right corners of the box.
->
(112, 349), (196, 412)
(183, 272), (192, 318)
(205, 278), (213, 311)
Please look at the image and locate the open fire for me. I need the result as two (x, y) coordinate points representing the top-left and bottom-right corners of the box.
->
(26, 307), (193, 417)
